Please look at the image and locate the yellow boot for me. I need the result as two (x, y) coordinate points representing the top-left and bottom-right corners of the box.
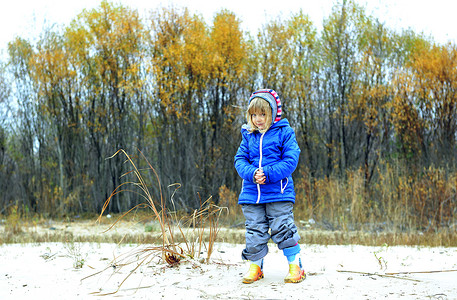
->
(284, 260), (306, 283)
(242, 262), (264, 284)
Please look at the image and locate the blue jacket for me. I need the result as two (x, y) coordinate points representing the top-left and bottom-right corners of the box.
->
(234, 118), (301, 204)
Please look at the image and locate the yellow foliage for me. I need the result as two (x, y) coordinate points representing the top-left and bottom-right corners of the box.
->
(5, 205), (23, 234)
(391, 42), (457, 157)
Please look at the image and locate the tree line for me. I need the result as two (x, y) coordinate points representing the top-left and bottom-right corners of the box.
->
(0, 0), (456, 229)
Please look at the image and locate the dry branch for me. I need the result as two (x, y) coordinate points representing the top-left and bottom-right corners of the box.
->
(336, 270), (422, 282)
(385, 270), (457, 275)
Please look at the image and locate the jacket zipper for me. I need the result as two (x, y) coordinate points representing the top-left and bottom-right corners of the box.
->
(256, 132), (266, 204)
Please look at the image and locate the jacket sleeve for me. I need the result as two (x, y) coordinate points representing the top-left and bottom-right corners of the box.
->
(263, 127), (300, 183)
(234, 132), (257, 183)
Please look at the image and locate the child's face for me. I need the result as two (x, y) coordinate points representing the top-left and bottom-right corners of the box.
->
(251, 112), (267, 130)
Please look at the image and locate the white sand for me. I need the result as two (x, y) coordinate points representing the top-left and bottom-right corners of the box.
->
(1, 241), (456, 299)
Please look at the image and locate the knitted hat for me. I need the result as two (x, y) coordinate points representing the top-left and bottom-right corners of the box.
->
(248, 89), (282, 125)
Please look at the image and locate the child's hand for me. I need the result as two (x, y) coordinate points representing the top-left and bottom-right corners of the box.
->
(254, 169), (266, 184)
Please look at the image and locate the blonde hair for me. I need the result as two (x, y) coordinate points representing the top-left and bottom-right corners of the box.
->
(246, 97), (272, 133)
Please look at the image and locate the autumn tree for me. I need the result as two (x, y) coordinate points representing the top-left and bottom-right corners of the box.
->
(0, 61), (13, 211)
(256, 15), (294, 97)
(390, 33), (432, 166)
(207, 9), (250, 196)
(348, 18), (397, 185)
(7, 38), (42, 212)
(409, 43), (457, 168)
(65, 1), (145, 212)
(320, 0), (368, 177)
(283, 11), (322, 179)
(145, 7), (205, 208)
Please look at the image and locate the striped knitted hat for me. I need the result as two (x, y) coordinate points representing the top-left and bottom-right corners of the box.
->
(248, 89), (282, 125)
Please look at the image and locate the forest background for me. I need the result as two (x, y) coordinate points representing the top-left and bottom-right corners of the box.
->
(0, 0), (456, 237)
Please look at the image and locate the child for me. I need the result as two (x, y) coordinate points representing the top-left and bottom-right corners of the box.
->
(234, 89), (305, 284)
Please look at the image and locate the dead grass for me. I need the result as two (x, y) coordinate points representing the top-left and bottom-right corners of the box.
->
(291, 165), (457, 232)
(2, 155), (457, 249)
(107, 150), (225, 255)
(1, 219), (456, 247)
(79, 149), (226, 295)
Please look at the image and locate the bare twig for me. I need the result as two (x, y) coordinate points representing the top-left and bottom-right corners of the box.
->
(385, 270), (457, 275)
(336, 270), (422, 282)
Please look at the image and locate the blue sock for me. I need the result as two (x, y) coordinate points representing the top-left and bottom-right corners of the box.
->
(251, 258), (263, 269)
(283, 244), (301, 265)
(287, 255), (301, 266)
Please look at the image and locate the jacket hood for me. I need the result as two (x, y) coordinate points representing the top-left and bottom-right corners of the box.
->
(248, 89), (282, 126)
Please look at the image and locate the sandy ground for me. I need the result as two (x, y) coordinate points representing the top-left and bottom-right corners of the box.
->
(1, 237), (457, 300)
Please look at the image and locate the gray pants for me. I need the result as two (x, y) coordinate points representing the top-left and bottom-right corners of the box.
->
(241, 202), (300, 261)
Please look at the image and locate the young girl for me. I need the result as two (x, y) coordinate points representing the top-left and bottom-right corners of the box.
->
(234, 89), (305, 284)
